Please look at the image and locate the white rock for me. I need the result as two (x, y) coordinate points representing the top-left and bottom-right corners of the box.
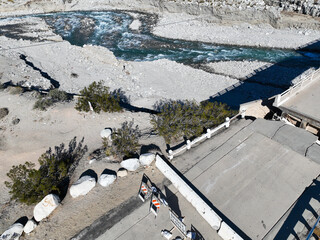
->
(129, 19), (141, 30)
(120, 158), (140, 171)
(0, 223), (23, 240)
(89, 158), (96, 164)
(117, 168), (128, 177)
(139, 153), (155, 166)
(161, 230), (172, 239)
(70, 175), (96, 198)
(98, 173), (116, 187)
(100, 128), (112, 139)
(33, 194), (60, 222)
(23, 219), (37, 234)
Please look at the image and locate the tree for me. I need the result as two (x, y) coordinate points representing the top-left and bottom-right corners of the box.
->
(151, 100), (236, 144)
(75, 81), (122, 113)
(5, 137), (87, 205)
(104, 120), (141, 160)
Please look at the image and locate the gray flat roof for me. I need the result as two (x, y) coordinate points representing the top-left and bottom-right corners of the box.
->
(192, 132), (320, 239)
(280, 79), (320, 125)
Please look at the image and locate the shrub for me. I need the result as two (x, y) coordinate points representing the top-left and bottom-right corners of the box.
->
(48, 89), (71, 102)
(0, 107), (9, 120)
(151, 100), (236, 143)
(33, 89), (71, 111)
(75, 81), (122, 113)
(33, 98), (54, 111)
(5, 137), (87, 205)
(104, 121), (141, 159)
(8, 86), (23, 95)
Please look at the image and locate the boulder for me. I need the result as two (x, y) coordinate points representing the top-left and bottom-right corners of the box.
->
(70, 175), (96, 198)
(0, 223), (23, 240)
(98, 172), (116, 187)
(23, 219), (37, 234)
(117, 168), (128, 177)
(161, 230), (172, 239)
(33, 194), (60, 222)
(139, 153), (155, 166)
(120, 158), (140, 171)
(100, 128), (112, 139)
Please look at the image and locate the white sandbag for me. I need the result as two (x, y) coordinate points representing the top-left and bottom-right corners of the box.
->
(23, 219), (37, 234)
(218, 222), (243, 240)
(139, 153), (155, 166)
(120, 158), (140, 171)
(70, 175), (96, 198)
(33, 194), (60, 222)
(98, 173), (116, 187)
(0, 223), (23, 240)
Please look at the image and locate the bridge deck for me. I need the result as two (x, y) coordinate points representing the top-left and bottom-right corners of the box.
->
(281, 78), (320, 125)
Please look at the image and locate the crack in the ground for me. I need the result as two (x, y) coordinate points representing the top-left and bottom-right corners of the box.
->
(19, 54), (60, 89)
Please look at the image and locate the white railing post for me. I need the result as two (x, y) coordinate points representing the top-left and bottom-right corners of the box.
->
(241, 110), (246, 119)
(206, 128), (211, 139)
(186, 140), (191, 150)
(225, 117), (230, 128)
(168, 150), (173, 160)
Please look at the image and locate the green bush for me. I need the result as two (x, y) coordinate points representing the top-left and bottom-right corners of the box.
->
(33, 89), (71, 111)
(104, 121), (141, 159)
(151, 100), (236, 143)
(5, 137), (87, 205)
(33, 98), (54, 111)
(48, 89), (71, 102)
(75, 81), (122, 113)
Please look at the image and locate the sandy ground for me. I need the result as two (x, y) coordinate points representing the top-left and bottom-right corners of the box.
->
(0, 6), (319, 240)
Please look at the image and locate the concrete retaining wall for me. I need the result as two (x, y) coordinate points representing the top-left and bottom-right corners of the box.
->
(155, 155), (243, 239)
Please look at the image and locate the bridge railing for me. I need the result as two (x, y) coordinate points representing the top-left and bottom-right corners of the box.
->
(274, 67), (320, 107)
(168, 109), (246, 160)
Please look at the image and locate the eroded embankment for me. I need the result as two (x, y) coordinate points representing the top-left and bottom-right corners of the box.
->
(1, 0), (320, 30)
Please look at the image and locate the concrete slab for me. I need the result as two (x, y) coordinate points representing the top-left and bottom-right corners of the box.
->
(272, 125), (317, 156)
(191, 132), (320, 240)
(247, 118), (285, 138)
(97, 188), (222, 240)
(306, 144), (320, 164)
(281, 79), (320, 125)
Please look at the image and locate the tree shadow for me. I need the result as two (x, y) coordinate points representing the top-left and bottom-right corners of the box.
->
(55, 177), (70, 202)
(272, 179), (320, 240)
(80, 169), (98, 182)
(140, 144), (162, 154)
(208, 39), (320, 109)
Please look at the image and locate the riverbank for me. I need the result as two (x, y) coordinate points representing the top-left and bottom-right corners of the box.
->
(0, 4), (319, 240)
(152, 12), (320, 49)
